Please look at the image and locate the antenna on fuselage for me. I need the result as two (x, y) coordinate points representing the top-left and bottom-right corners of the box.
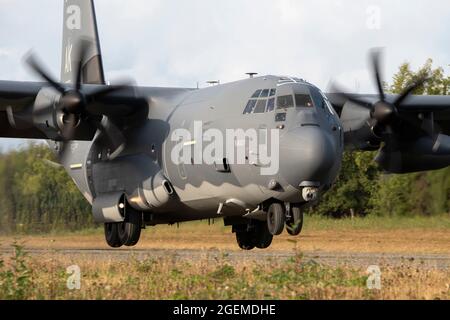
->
(246, 72), (258, 78)
(206, 80), (220, 86)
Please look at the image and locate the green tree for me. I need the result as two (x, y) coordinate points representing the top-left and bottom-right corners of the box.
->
(0, 143), (92, 234)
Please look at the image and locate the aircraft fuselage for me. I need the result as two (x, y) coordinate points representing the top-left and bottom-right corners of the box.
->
(59, 75), (343, 225)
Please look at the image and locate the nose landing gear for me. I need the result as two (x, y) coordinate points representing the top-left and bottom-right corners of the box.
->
(229, 202), (306, 251)
(285, 206), (304, 236)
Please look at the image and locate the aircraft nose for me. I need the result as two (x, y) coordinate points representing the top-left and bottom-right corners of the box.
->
(280, 126), (337, 187)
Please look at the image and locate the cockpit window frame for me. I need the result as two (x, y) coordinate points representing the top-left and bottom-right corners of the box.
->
(243, 88), (277, 115)
(251, 90), (262, 98)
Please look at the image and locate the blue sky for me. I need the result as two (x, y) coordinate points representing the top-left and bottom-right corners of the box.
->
(1, 0), (450, 150)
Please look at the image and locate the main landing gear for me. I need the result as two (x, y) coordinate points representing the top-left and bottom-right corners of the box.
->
(233, 202), (304, 250)
(234, 220), (273, 250)
(104, 204), (143, 248)
(265, 203), (304, 237)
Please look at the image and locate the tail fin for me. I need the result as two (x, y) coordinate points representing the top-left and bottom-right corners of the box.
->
(61, 0), (105, 85)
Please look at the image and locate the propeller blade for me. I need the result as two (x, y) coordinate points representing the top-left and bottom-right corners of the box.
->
(394, 76), (429, 107)
(375, 133), (403, 173)
(370, 49), (386, 101)
(24, 53), (66, 94)
(74, 39), (90, 91)
(42, 159), (63, 169)
(87, 82), (134, 102)
(6, 106), (17, 128)
(98, 116), (126, 160)
(330, 84), (373, 108)
(61, 113), (78, 141)
(6, 106), (34, 129)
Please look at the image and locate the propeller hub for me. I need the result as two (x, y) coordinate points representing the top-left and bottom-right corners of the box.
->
(61, 90), (85, 114)
(371, 101), (396, 124)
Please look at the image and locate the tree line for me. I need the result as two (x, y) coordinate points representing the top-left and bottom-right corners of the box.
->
(0, 144), (92, 233)
(0, 60), (449, 233)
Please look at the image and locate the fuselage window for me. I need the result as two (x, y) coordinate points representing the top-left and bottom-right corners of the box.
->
(276, 95), (294, 109)
(252, 90), (262, 98)
(295, 94), (314, 108)
(266, 98), (275, 112)
(260, 89), (270, 98)
(254, 99), (267, 113)
(269, 89), (276, 97)
(243, 99), (257, 114)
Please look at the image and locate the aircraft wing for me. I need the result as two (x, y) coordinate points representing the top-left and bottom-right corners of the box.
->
(326, 92), (450, 173)
(0, 80), (148, 142)
(0, 80), (48, 139)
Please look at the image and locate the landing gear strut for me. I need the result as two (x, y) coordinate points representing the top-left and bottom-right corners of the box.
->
(104, 203), (142, 248)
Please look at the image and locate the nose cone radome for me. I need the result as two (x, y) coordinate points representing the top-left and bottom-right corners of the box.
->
(280, 126), (337, 188)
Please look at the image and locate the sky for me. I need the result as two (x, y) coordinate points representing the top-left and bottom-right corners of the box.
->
(1, 0), (450, 150)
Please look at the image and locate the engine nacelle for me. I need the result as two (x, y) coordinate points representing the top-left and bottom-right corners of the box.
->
(340, 101), (381, 151)
(376, 134), (450, 173)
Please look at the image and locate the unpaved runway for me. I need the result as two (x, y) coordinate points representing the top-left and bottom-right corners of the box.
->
(2, 247), (450, 270)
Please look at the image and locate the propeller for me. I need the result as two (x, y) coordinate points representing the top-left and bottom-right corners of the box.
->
(20, 40), (131, 159)
(334, 49), (431, 172)
(337, 50), (429, 138)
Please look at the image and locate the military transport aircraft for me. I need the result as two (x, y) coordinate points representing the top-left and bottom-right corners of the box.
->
(1, 0), (450, 250)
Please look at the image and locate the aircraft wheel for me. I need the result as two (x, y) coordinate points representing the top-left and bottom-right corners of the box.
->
(286, 206), (304, 236)
(104, 223), (122, 248)
(236, 231), (255, 250)
(117, 210), (142, 247)
(253, 221), (273, 249)
(267, 203), (285, 235)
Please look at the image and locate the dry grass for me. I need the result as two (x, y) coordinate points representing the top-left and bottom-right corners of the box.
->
(0, 245), (449, 300)
(1, 216), (450, 300)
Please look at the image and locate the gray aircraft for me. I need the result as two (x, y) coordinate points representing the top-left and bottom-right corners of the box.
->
(1, 0), (450, 250)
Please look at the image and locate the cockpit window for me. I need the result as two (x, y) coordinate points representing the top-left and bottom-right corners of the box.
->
(251, 90), (262, 98)
(295, 94), (314, 108)
(254, 99), (267, 113)
(266, 98), (275, 112)
(277, 95), (294, 109)
(260, 89), (270, 98)
(243, 88), (277, 114)
(309, 87), (325, 109)
(243, 99), (257, 114)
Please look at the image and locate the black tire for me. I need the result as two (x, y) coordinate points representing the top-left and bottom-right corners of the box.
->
(236, 231), (255, 250)
(117, 210), (142, 247)
(286, 207), (304, 236)
(104, 223), (122, 248)
(253, 221), (273, 249)
(267, 203), (285, 235)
